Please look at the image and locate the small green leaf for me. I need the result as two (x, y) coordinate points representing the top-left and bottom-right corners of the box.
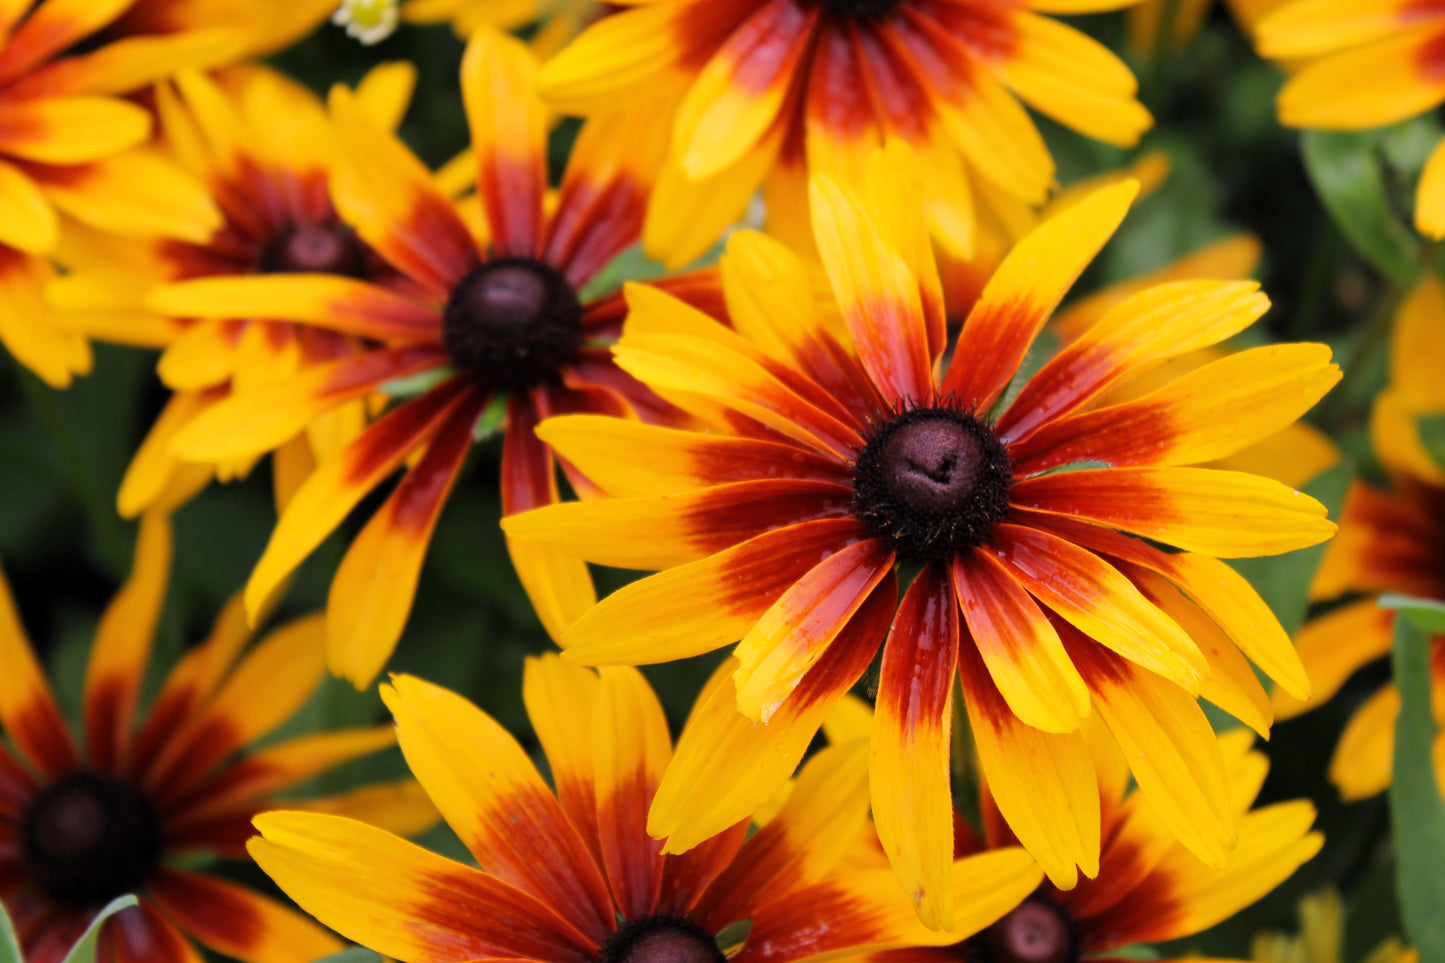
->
(59, 895), (139, 963)
(472, 391), (509, 440)
(0, 898), (22, 963)
(1417, 413), (1445, 475)
(1388, 610), (1445, 960)
(714, 918), (753, 952)
(311, 949), (385, 963)
(381, 367), (454, 398)
(1379, 594), (1445, 634)
(1302, 130), (1423, 286)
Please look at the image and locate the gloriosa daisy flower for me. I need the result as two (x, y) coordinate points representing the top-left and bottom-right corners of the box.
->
(1277, 275), (1445, 801)
(504, 144), (1340, 925)
(539, 0), (1155, 267)
(251, 657), (1045, 963)
(51, 62), (418, 519)
(1255, 0), (1445, 238)
(857, 727), (1322, 963)
(156, 27), (719, 688)
(0, 514), (434, 963)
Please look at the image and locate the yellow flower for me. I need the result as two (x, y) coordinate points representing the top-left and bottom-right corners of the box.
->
(51, 62), (418, 519)
(1255, 0), (1445, 237)
(0, 513), (434, 963)
(251, 656), (1046, 963)
(1280, 274), (1445, 801)
(504, 144), (1340, 925)
(539, 0), (1154, 267)
(1253, 889), (1417, 963)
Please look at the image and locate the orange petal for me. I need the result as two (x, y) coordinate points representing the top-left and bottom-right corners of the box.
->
(148, 869), (342, 963)
(0, 558), (77, 778)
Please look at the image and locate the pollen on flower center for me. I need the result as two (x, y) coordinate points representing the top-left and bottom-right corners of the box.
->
(816, 0), (903, 21)
(851, 405), (1012, 562)
(980, 895), (1078, 963)
(597, 915), (727, 963)
(259, 222), (369, 278)
(21, 771), (162, 907)
(442, 257), (585, 392)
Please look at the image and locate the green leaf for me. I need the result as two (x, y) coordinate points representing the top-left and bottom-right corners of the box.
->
(311, 949), (385, 963)
(59, 895), (139, 963)
(1379, 594), (1445, 635)
(0, 898), (22, 963)
(1418, 413), (1445, 475)
(1388, 608), (1445, 961)
(1301, 130), (1422, 285)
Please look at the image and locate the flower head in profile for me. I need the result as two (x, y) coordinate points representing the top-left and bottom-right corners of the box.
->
(158, 27), (719, 688)
(539, 0), (1154, 267)
(1278, 274), (1445, 801)
(251, 656), (1044, 963)
(0, 514), (432, 963)
(52, 62), (417, 519)
(852, 726), (1322, 963)
(506, 143), (1339, 926)
(1255, 0), (1445, 238)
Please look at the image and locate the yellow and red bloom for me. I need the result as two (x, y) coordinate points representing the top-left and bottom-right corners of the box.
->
(250, 656), (1045, 963)
(51, 62), (419, 519)
(0, 514), (433, 963)
(852, 728), (1322, 963)
(505, 146), (1339, 925)
(539, 0), (1155, 268)
(157, 27), (718, 688)
(1276, 274), (1445, 801)
(1255, 0), (1445, 238)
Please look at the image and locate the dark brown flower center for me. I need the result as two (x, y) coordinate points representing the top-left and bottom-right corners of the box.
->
(598, 916), (726, 963)
(851, 406), (1012, 562)
(22, 772), (162, 907)
(978, 895), (1077, 963)
(442, 257), (584, 392)
(818, 0), (902, 21)
(259, 223), (368, 277)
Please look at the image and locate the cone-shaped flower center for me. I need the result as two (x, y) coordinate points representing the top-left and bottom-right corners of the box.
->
(981, 895), (1077, 963)
(851, 406), (1012, 562)
(22, 772), (162, 907)
(442, 257), (585, 392)
(260, 222), (368, 278)
(597, 915), (726, 963)
(819, 0), (902, 21)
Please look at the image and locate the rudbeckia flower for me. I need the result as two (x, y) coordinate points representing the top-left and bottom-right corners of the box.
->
(852, 727), (1323, 963)
(250, 656), (1045, 963)
(1253, 888), (1417, 963)
(1278, 274), (1445, 801)
(1255, 0), (1445, 238)
(504, 145), (1340, 925)
(0, 514), (435, 963)
(157, 27), (721, 688)
(51, 62), (418, 519)
(539, 0), (1155, 267)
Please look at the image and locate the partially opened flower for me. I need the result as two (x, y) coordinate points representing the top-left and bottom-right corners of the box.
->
(0, 514), (433, 963)
(50, 62), (418, 518)
(250, 656), (1044, 963)
(539, 0), (1154, 267)
(156, 27), (720, 687)
(1255, 0), (1445, 238)
(857, 728), (1323, 963)
(1277, 274), (1445, 801)
(505, 144), (1339, 925)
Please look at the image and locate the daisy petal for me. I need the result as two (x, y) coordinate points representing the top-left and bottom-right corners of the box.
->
(872, 563), (959, 929)
(0, 158), (56, 253)
(0, 561), (76, 778)
(558, 518), (873, 665)
(988, 523), (1207, 692)
(148, 869), (341, 963)
(1329, 684), (1398, 801)
(651, 580), (896, 854)
(957, 639), (1098, 888)
(1010, 467), (1337, 558)
(732, 538), (896, 723)
(1275, 599), (1392, 718)
(104, 902), (204, 963)
(30, 148), (220, 243)
(147, 275), (438, 340)
(327, 396), (483, 687)
(0, 96), (148, 164)
(524, 655), (604, 863)
(1276, 25), (1445, 128)
(953, 549), (1090, 733)
(941, 180), (1137, 413)
(250, 811), (597, 962)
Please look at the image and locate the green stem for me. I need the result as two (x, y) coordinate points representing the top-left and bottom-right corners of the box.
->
(16, 366), (130, 576)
